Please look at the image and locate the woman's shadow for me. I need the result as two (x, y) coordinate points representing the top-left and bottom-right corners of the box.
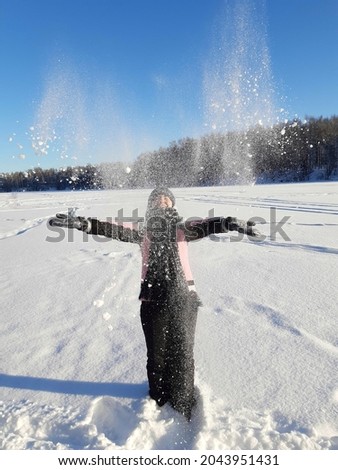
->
(0, 372), (147, 399)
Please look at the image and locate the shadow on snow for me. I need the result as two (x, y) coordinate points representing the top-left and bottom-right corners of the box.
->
(0, 373), (147, 399)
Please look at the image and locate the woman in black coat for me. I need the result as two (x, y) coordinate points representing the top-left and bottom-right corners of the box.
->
(49, 187), (259, 420)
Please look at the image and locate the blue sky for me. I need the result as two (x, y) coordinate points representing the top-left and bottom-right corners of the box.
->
(1, 0), (337, 173)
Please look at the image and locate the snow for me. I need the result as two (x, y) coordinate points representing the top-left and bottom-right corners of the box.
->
(0, 182), (337, 450)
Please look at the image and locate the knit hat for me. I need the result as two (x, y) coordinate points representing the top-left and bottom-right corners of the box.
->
(147, 187), (176, 207)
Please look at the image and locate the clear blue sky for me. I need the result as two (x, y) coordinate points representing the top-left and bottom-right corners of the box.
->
(1, 0), (337, 173)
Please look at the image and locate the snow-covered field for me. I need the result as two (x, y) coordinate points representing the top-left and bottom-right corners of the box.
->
(0, 182), (337, 450)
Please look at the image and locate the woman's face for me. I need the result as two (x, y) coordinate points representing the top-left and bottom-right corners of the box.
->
(152, 194), (173, 209)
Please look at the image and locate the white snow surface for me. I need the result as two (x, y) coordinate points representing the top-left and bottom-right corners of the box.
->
(0, 183), (338, 450)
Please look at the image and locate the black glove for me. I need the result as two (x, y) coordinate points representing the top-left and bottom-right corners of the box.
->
(224, 216), (261, 237)
(48, 213), (89, 231)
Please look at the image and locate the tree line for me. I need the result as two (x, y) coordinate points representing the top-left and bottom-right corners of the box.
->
(1, 115), (337, 192)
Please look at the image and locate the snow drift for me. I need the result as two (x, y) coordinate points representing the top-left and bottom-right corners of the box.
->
(0, 183), (337, 450)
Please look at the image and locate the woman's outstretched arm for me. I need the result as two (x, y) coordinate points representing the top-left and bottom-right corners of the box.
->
(48, 212), (141, 244)
(181, 216), (261, 242)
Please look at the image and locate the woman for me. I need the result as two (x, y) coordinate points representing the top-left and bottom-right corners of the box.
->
(49, 187), (259, 420)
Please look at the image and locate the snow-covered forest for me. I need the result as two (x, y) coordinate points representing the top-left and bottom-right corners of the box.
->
(2, 116), (338, 192)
